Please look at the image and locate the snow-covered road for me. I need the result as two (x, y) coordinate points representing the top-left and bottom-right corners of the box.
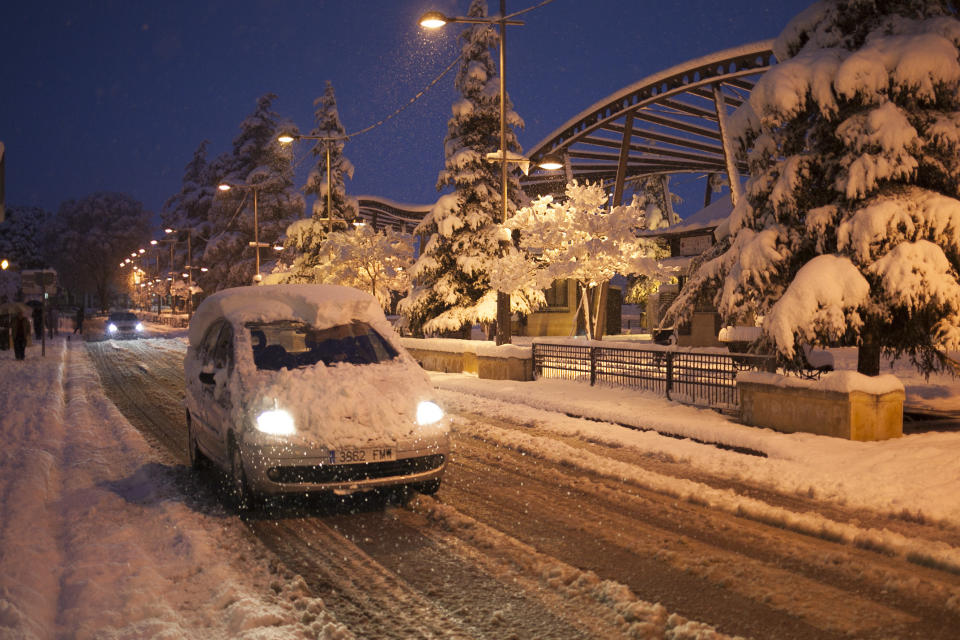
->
(3, 332), (960, 638)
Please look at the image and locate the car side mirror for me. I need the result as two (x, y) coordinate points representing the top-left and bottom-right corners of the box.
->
(199, 371), (215, 385)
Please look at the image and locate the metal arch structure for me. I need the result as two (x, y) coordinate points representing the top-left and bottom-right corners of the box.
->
(355, 196), (433, 234)
(520, 40), (775, 207)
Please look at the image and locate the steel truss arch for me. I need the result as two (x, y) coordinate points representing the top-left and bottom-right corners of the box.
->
(520, 40), (775, 205)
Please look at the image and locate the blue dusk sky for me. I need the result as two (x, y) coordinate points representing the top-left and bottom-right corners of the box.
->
(1, 0), (812, 222)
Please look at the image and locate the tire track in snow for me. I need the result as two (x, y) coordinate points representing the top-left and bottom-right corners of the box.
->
(444, 415), (960, 639)
(251, 517), (478, 639)
(85, 340), (186, 459)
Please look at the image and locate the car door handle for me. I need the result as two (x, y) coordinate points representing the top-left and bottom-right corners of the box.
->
(199, 371), (215, 385)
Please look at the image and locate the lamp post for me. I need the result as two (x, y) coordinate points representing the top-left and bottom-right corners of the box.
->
(151, 237), (176, 314)
(420, 2), (524, 345)
(217, 182), (270, 284)
(165, 227), (203, 315)
(278, 134), (344, 236)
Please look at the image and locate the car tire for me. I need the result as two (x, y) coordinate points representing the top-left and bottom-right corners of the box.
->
(414, 478), (442, 496)
(228, 436), (256, 512)
(186, 411), (206, 470)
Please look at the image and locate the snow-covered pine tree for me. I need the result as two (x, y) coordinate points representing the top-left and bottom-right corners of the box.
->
(160, 140), (215, 285)
(202, 93), (304, 291)
(627, 175), (682, 230)
(276, 82), (358, 283)
(668, 0), (960, 376)
(306, 81), (357, 228)
(401, 0), (530, 337)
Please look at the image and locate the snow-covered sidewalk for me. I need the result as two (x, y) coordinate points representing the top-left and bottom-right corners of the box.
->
(430, 372), (960, 527)
(0, 339), (349, 639)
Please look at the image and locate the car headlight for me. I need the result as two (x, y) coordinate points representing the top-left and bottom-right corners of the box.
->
(107, 323), (118, 333)
(416, 401), (444, 426)
(255, 408), (295, 436)
(135, 322), (144, 332)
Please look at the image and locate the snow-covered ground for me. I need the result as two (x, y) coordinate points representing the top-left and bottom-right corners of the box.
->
(2, 324), (959, 637)
(0, 335), (352, 639)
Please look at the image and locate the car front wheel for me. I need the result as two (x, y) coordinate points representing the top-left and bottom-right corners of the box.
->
(229, 437), (256, 512)
(186, 411), (206, 470)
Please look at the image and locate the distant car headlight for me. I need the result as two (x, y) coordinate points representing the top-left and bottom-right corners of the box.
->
(107, 323), (118, 333)
(135, 322), (144, 332)
(255, 408), (295, 436)
(416, 401), (444, 426)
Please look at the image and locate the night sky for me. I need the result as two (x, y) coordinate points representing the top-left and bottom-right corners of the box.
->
(1, 0), (812, 223)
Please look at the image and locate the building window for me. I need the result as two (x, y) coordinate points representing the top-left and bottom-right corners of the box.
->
(544, 280), (569, 310)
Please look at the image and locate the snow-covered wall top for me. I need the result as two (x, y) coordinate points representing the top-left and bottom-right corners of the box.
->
(738, 370), (904, 395)
(399, 337), (532, 359)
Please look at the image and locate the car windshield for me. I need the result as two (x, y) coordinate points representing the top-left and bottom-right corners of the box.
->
(110, 313), (137, 322)
(246, 320), (398, 371)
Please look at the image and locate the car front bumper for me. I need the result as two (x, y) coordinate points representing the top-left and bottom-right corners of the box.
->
(240, 441), (449, 496)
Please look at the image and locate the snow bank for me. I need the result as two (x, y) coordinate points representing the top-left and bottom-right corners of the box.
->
(399, 336), (531, 359)
(738, 370), (904, 395)
(431, 372), (960, 526)
(0, 339), (352, 639)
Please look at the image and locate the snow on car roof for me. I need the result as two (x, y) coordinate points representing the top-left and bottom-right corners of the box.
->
(188, 284), (389, 348)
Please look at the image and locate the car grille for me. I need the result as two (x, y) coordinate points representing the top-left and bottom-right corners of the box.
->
(267, 454), (445, 484)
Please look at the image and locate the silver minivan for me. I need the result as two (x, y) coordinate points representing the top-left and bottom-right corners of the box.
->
(184, 284), (449, 507)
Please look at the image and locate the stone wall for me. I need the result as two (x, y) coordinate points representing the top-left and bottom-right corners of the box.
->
(738, 372), (904, 441)
(400, 338), (532, 381)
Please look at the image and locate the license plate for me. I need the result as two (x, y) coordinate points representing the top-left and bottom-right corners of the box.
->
(329, 446), (395, 465)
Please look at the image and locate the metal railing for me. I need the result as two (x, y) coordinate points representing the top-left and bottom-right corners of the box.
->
(532, 341), (775, 410)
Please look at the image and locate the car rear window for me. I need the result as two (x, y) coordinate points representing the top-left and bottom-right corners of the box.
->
(246, 321), (398, 371)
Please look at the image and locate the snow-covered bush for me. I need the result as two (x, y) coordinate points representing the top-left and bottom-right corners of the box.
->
(669, 0), (960, 376)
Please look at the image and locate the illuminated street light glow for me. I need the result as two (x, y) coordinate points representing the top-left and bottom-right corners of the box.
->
(538, 153), (564, 171)
(419, 11), (448, 28)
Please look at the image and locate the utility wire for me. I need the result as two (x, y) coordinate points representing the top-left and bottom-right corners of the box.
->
(343, 52), (463, 140)
(506, 0), (557, 20)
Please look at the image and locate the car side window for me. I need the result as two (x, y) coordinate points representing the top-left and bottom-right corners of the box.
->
(212, 323), (234, 373)
(199, 321), (225, 367)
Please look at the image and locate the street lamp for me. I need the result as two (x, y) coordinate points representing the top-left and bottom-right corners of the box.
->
(217, 182), (270, 283)
(151, 237), (177, 314)
(278, 133), (345, 236)
(538, 153), (564, 171)
(166, 227), (202, 314)
(420, 2), (525, 345)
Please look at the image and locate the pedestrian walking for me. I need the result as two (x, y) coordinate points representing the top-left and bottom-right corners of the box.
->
(32, 305), (43, 340)
(11, 307), (30, 361)
(74, 306), (84, 335)
(47, 306), (58, 338)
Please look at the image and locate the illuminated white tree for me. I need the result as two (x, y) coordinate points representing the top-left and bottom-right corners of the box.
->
(507, 181), (667, 340)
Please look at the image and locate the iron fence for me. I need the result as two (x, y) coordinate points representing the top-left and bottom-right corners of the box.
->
(532, 341), (775, 410)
